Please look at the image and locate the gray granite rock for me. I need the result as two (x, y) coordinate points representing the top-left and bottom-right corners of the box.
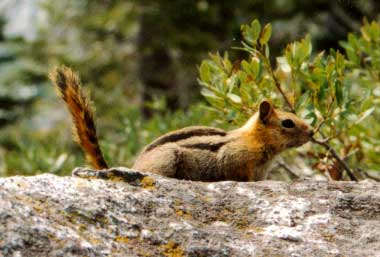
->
(1, 167), (380, 257)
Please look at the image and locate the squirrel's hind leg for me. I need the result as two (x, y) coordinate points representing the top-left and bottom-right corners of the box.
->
(132, 145), (182, 178)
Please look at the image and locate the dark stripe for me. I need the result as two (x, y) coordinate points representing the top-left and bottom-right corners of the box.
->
(84, 108), (94, 127)
(181, 141), (227, 152)
(145, 128), (226, 152)
(97, 157), (108, 169)
(71, 96), (83, 113)
(56, 69), (67, 91)
(88, 132), (98, 144)
(84, 111), (98, 145)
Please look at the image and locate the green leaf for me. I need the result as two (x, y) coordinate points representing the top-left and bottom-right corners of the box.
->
(334, 80), (343, 106)
(241, 60), (251, 74)
(345, 47), (358, 64)
(251, 20), (261, 42)
(361, 26), (371, 42)
(295, 91), (310, 112)
(284, 44), (294, 66)
(295, 35), (312, 64)
(199, 62), (211, 82)
(264, 44), (270, 59)
(201, 88), (225, 108)
(223, 52), (232, 72)
(242, 20), (262, 46)
(360, 96), (373, 112)
(355, 107), (375, 124)
(302, 35), (312, 57)
(317, 79), (329, 114)
(239, 81), (253, 103)
(259, 24), (272, 45)
(335, 51), (345, 75)
(251, 57), (260, 77)
(240, 58), (260, 78)
(227, 93), (242, 104)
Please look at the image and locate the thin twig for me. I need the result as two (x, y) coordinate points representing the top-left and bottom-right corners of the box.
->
(277, 161), (300, 180)
(314, 119), (327, 135)
(362, 170), (380, 182)
(271, 71), (296, 113)
(311, 137), (358, 181)
(314, 105), (334, 134)
(255, 50), (296, 113)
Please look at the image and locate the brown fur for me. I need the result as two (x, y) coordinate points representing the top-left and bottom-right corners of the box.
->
(49, 67), (108, 169)
(51, 66), (313, 181)
(133, 101), (313, 181)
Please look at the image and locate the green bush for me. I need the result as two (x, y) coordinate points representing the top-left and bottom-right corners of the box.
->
(199, 19), (380, 180)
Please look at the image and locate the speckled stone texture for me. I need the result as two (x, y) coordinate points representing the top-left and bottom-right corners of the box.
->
(1, 167), (380, 257)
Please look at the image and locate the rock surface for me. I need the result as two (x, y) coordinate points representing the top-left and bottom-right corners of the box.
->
(1, 167), (380, 257)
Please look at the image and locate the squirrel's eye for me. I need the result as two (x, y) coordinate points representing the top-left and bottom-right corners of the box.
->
(282, 119), (295, 128)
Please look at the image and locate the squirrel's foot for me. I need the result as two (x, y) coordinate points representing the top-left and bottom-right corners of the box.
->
(72, 167), (101, 179)
(72, 167), (153, 186)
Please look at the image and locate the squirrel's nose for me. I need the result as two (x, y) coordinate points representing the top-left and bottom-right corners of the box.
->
(308, 130), (314, 138)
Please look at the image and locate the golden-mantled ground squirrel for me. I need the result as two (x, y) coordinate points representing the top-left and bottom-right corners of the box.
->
(50, 66), (313, 182)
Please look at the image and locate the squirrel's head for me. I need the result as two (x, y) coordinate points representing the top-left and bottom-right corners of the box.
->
(241, 100), (314, 152)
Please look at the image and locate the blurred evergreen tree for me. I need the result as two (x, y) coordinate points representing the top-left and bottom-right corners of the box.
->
(0, 16), (43, 128)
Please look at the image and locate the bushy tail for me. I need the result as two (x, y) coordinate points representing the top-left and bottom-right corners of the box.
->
(49, 66), (108, 169)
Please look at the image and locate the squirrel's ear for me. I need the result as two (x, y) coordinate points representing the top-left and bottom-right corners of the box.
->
(259, 100), (273, 122)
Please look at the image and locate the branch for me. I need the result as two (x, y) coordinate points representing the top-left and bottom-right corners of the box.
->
(362, 170), (380, 182)
(277, 160), (300, 180)
(255, 50), (296, 113)
(271, 72), (296, 113)
(314, 103), (335, 135)
(311, 137), (358, 181)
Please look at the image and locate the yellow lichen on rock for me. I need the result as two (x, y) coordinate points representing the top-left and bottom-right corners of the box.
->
(141, 176), (155, 190)
(161, 241), (184, 257)
(115, 236), (129, 244)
